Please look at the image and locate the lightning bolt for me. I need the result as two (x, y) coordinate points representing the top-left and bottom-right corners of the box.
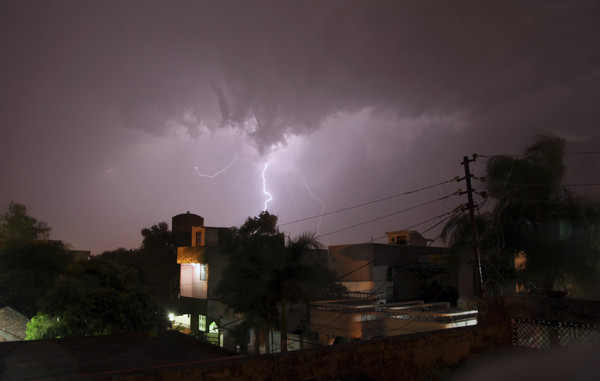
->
(262, 163), (273, 211)
(193, 157), (238, 178)
(294, 168), (325, 234)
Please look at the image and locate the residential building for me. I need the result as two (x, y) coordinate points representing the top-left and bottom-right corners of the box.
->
(312, 230), (471, 344)
(172, 212), (236, 348)
(328, 231), (459, 303)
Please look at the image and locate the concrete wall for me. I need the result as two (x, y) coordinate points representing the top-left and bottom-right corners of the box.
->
(328, 244), (373, 282)
(117, 324), (501, 380)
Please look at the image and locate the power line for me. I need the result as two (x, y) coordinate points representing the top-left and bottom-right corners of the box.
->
(316, 192), (460, 240)
(478, 150), (600, 158)
(564, 150), (600, 156)
(484, 180), (600, 188)
(333, 209), (457, 281)
(563, 183), (600, 187)
(278, 177), (458, 228)
(218, 201), (459, 297)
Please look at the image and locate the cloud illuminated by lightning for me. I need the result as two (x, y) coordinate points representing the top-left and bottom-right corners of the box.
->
(192, 157), (238, 178)
(262, 163), (273, 211)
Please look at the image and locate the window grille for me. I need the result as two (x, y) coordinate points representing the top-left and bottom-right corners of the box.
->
(511, 318), (600, 349)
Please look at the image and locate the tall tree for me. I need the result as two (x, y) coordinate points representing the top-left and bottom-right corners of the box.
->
(443, 135), (600, 296)
(98, 223), (179, 307)
(216, 212), (344, 354)
(138, 222), (179, 306)
(0, 202), (50, 248)
(216, 211), (284, 354)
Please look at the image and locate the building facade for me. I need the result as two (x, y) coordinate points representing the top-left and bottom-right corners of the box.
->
(172, 213), (236, 347)
(328, 231), (460, 304)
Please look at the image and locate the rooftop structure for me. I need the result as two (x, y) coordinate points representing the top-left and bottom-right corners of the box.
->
(309, 295), (477, 343)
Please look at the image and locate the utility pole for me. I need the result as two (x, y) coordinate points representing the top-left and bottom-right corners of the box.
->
(461, 155), (484, 297)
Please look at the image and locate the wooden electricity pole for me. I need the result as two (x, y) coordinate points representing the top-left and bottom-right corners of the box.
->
(461, 155), (484, 297)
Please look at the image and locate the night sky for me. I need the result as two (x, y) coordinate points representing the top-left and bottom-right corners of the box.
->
(2, 1), (599, 254)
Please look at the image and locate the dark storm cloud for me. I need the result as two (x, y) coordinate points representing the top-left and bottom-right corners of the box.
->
(206, 0), (600, 151)
(3, 0), (598, 152)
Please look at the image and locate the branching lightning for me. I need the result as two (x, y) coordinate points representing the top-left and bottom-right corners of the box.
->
(262, 163), (273, 211)
(294, 167), (325, 234)
(193, 157), (238, 178)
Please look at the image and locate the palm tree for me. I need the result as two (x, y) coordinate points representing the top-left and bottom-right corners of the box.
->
(217, 213), (345, 353)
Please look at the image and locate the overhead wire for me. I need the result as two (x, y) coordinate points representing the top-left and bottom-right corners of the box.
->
(483, 180), (600, 188)
(477, 150), (600, 158)
(333, 208), (459, 281)
(214, 192), (459, 284)
(277, 177), (458, 228)
(316, 191), (460, 240)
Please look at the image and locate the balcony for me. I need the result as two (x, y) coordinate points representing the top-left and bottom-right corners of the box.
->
(177, 246), (206, 264)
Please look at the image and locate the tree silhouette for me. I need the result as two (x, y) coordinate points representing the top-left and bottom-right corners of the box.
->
(216, 211), (284, 354)
(0, 241), (72, 317)
(216, 212), (343, 354)
(0, 202), (50, 248)
(138, 222), (179, 306)
(28, 256), (167, 339)
(99, 222), (179, 307)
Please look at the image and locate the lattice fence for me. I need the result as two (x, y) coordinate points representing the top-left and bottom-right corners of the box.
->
(511, 318), (600, 349)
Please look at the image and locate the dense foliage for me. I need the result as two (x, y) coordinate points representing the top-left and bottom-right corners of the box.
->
(0, 202), (71, 317)
(27, 257), (168, 339)
(0, 202), (171, 339)
(100, 222), (179, 307)
(0, 241), (72, 317)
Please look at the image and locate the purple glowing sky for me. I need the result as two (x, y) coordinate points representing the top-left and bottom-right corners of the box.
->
(1, 1), (599, 254)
